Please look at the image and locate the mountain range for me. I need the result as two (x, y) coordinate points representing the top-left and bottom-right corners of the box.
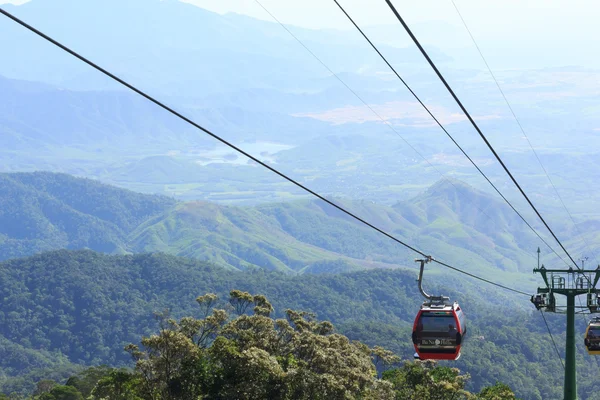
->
(2, 1), (600, 398)
(2, 0), (600, 218)
(0, 171), (567, 293)
(0, 0), (451, 96)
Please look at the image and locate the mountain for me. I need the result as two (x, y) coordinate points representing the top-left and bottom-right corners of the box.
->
(0, 171), (562, 288)
(128, 200), (366, 273)
(0, 172), (175, 260)
(124, 175), (592, 286)
(397, 179), (546, 268)
(0, 0), (451, 96)
(0, 249), (598, 399)
(0, 73), (335, 181)
(0, 74), (215, 154)
(1, 172), (599, 397)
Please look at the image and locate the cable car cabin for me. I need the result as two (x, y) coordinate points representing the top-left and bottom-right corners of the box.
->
(412, 302), (466, 361)
(584, 317), (600, 355)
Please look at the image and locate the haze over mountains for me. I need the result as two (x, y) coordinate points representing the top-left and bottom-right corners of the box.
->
(2, 1), (600, 398)
(2, 0), (600, 223)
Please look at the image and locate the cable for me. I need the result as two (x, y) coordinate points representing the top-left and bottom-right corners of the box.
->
(0, 7), (531, 298)
(336, 1), (568, 372)
(252, 0), (570, 269)
(540, 310), (565, 370)
(252, 0), (490, 222)
(432, 258), (529, 295)
(450, 0), (600, 277)
(451, 6), (599, 363)
(329, 0), (569, 268)
(252, 0), (536, 295)
(384, 0), (580, 270)
(452, 0), (599, 264)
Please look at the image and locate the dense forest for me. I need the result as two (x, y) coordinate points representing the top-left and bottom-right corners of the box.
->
(0, 290), (517, 399)
(1, 250), (599, 398)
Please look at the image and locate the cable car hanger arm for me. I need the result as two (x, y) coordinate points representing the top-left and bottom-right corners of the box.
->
(416, 257), (450, 303)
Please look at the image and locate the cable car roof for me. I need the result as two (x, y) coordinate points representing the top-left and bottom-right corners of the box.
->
(421, 301), (460, 311)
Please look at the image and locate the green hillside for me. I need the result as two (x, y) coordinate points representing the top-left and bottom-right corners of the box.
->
(0, 172), (175, 260)
(128, 201), (365, 273)
(0, 172), (564, 291)
(0, 250), (599, 399)
(129, 179), (551, 289)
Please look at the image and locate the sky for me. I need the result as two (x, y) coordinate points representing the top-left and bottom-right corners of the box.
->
(1, 0), (599, 68)
(177, 0), (596, 32)
(178, 0), (600, 46)
(187, 0), (600, 69)
(2, 0), (598, 33)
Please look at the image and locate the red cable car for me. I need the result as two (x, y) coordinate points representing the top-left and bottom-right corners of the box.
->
(412, 302), (466, 360)
(411, 257), (467, 361)
(584, 317), (600, 356)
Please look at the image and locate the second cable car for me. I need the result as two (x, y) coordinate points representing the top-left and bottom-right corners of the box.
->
(584, 317), (600, 355)
(411, 257), (467, 361)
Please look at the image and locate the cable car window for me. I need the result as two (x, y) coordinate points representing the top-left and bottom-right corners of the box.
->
(418, 313), (456, 333)
(589, 326), (600, 336)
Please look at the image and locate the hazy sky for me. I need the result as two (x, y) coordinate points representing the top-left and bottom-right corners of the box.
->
(1, 0), (599, 68)
(189, 0), (600, 69)
(2, 0), (598, 31)
(178, 0), (599, 43)
(177, 0), (595, 30)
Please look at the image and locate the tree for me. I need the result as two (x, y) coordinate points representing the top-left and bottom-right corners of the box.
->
(382, 360), (472, 400)
(127, 291), (395, 399)
(196, 293), (217, 318)
(33, 380), (56, 396)
(90, 369), (142, 400)
(229, 290), (254, 316)
(36, 385), (83, 400)
(126, 325), (206, 400)
(65, 366), (113, 397)
(372, 345), (401, 375)
(477, 382), (517, 400)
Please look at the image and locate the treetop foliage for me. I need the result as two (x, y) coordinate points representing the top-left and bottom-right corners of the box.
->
(8, 291), (516, 400)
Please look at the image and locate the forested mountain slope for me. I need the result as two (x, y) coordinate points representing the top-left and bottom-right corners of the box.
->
(0, 172), (175, 260)
(0, 171), (565, 289)
(0, 250), (599, 399)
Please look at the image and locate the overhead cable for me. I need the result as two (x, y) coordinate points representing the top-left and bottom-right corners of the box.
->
(252, 0), (503, 232)
(541, 310), (565, 370)
(451, 0), (600, 274)
(383, 0), (580, 270)
(0, 6), (530, 297)
(252, 0), (569, 268)
(329, 0), (569, 268)
(450, 8), (600, 369)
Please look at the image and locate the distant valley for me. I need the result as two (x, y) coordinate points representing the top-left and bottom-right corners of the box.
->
(2, 0), (600, 215)
(2, 70), (600, 221)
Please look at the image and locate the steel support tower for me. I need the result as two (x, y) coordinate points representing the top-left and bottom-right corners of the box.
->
(532, 264), (600, 400)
